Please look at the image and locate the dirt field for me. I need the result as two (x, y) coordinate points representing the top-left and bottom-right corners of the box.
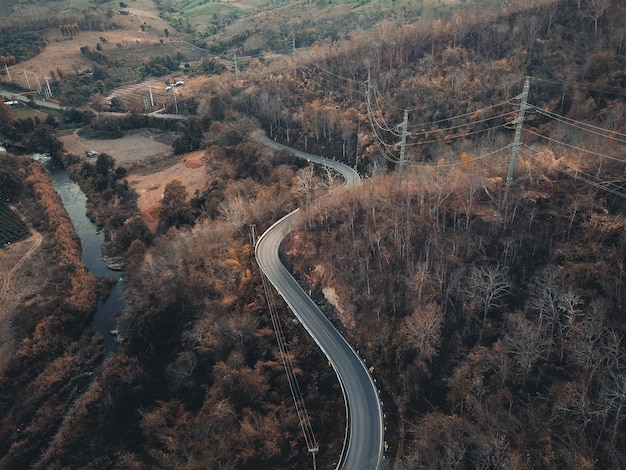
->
(129, 150), (207, 230)
(1, 0), (178, 91)
(60, 129), (174, 168)
(60, 130), (209, 230)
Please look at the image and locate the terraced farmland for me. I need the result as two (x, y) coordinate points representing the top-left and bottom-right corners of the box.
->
(0, 203), (29, 246)
(177, 0), (249, 18)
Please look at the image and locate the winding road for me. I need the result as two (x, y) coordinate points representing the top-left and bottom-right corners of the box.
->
(255, 136), (384, 470)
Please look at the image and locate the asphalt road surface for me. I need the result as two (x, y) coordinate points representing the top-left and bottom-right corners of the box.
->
(255, 136), (384, 470)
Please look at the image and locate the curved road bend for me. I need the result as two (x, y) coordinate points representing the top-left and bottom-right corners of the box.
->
(255, 136), (384, 470)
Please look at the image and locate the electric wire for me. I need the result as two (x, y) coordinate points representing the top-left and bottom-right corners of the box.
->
(298, 50), (358, 84)
(407, 109), (518, 138)
(523, 128), (626, 164)
(298, 63), (356, 94)
(259, 268), (319, 453)
(370, 86), (402, 136)
(530, 76), (626, 99)
(417, 144), (511, 167)
(520, 145), (626, 198)
(526, 103), (626, 143)
(519, 145), (626, 199)
(368, 80), (515, 128)
(405, 122), (510, 146)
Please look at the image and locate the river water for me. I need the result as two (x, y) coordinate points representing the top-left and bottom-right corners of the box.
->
(34, 155), (123, 354)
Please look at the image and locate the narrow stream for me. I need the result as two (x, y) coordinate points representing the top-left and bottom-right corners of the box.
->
(34, 154), (123, 354)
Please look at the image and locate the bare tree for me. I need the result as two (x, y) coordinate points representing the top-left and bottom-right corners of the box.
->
(321, 165), (340, 191)
(504, 312), (549, 382)
(219, 195), (248, 231)
(599, 371), (626, 447)
(296, 164), (316, 206)
(586, 0), (611, 37)
(405, 259), (431, 303)
(401, 303), (444, 365)
(464, 265), (511, 328)
(528, 267), (561, 341)
(473, 433), (510, 470)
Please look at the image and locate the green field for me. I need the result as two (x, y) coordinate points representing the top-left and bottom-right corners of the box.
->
(9, 106), (49, 121)
(177, 0), (249, 18)
(0, 202), (30, 247)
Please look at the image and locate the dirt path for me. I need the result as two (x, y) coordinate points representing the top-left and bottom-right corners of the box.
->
(0, 230), (43, 371)
(0, 231), (42, 304)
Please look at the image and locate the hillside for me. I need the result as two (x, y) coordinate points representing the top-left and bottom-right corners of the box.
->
(0, 0), (625, 468)
(289, 152), (626, 468)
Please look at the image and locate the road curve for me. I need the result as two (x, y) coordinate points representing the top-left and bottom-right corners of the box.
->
(255, 136), (384, 470)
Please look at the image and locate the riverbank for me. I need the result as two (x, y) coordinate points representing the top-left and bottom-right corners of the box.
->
(0, 152), (106, 463)
(1, 154), (96, 369)
(0, 155), (99, 362)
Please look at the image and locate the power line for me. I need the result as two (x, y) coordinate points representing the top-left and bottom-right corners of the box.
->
(369, 85), (402, 136)
(367, 78), (516, 127)
(406, 122), (511, 146)
(407, 109), (517, 137)
(526, 103), (626, 143)
(519, 145), (626, 199)
(371, 87), (402, 135)
(423, 144), (511, 167)
(523, 128), (626, 163)
(253, 223), (318, 461)
(530, 76), (626, 99)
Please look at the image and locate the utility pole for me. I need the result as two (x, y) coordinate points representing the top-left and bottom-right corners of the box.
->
(5, 65), (11, 82)
(172, 88), (178, 115)
(292, 37), (297, 76)
(506, 77), (530, 185)
(310, 448), (318, 470)
(45, 77), (52, 98)
(23, 70), (31, 90)
(397, 109), (409, 190)
(365, 72), (372, 118)
(249, 224), (257, 247)
(233, 52), (239, 81)
(148, 83), (154, 107)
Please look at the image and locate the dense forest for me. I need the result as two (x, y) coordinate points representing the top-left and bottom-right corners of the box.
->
(1, 0), (626, 468)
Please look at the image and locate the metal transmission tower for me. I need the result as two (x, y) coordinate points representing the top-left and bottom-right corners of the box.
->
(45, 77), (52, 99)
(506, 77), (530, 185)
(233, 53), (239, 81)
(292, 37), (297, 76)
(365, 74), (410, 188)
(23, 71), (31, 90)
(365, 73), (372, 117)
(397, 109), (409, 189)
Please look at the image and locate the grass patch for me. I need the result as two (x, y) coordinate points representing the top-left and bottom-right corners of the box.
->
(9, 106), (49, 121)
(178, 0), (249, 18)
